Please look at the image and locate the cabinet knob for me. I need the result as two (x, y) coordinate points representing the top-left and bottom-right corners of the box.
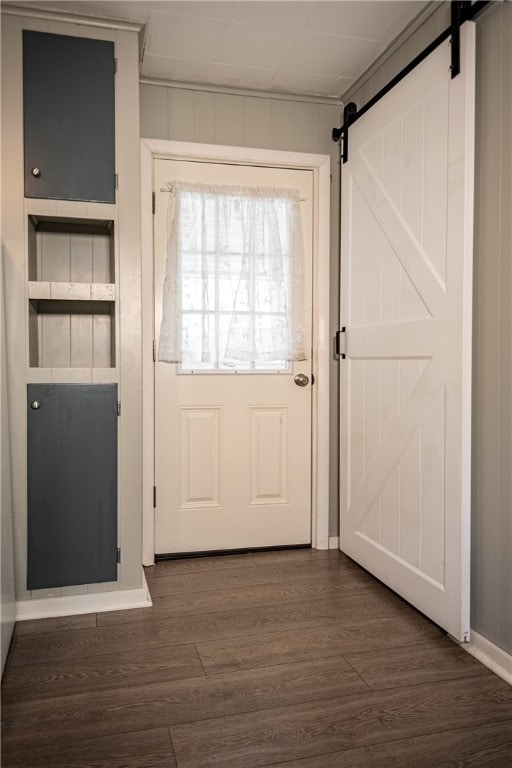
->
(31, 167), (41, 177)
(31, 400), (41, 410)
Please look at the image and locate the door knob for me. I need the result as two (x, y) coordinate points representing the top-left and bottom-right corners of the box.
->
(294, 373), (309, 387)
(31, 167), (41, 177)
(31, 400), (41, 410)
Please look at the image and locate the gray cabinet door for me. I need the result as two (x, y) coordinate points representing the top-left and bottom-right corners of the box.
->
(27, 384), (118, 590)
(23, 31), (115, 203)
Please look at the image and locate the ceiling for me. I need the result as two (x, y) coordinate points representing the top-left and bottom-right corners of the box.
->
(9, 1), (431, 98)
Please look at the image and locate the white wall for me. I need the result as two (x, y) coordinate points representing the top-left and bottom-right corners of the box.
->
(140, 84), (342, 535)
(1, 250), (15, 674)
(471, 0), (512, 656)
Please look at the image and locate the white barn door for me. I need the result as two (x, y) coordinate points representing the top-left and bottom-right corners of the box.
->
(339, 25), (475, 642)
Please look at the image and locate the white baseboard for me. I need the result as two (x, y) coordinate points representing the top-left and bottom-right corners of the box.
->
(464, 630), (512, 685)
(15, 572), (152, 621)
(328, 536), (340, 549)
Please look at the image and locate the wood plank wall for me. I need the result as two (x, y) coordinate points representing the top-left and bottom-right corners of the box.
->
(471, 2), (512, 657)
(348, 2), (512, 657)
(140, 85), (342, 536)
(1, 241), (15, 675)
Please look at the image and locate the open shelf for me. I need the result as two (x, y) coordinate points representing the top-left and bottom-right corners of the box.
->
(28, 215), (115, 283)
(29, 300), (116, 368)
(28, 281), (115, 301)
(27, 214), (117, 370)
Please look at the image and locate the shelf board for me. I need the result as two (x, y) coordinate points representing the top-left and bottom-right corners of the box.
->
(27, 368), (118, 384)
(25, 198), (117, 222)
(29, 282), (115, 301)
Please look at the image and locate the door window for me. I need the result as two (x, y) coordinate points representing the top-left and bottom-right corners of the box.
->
(158, 181), (306, 372)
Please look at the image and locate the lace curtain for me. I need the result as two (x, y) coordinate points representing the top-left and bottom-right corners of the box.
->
(158, 181), (306, 366)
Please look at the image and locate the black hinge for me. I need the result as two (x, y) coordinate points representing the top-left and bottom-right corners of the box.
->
(115, 173), (119, 190)
(450, 2), (472, 79)
(117, 547), (121, 563)
(152, 192), (156, 214)
(450, 1), (462, 78)
(117, 400), (121, 416)
(332, 102), (358, 164)
(153, 486), (156, 508)
(335, 327), (346, 359)
(341, 103), (357, 163)
(153, 340), (157, 362)
(114, 58), (118, 74)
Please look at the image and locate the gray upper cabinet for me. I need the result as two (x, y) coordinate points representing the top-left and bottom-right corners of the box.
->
(23, 30), (116, 203)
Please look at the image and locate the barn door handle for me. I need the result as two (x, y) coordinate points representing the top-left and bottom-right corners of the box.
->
(335, 327), (346, 359)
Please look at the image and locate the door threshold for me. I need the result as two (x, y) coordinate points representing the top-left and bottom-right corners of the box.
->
(155, 543), (311, 562)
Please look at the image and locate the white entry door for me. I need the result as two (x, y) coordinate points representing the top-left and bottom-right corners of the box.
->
(340, 25), (475, 641)
(154, 159), (313, 555)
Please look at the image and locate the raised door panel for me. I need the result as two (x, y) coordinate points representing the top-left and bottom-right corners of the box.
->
(250, 407), (288, 506)
(27, 383), (118, 590)
(179, 407), (221, 509)
(23, 31), (115, 203)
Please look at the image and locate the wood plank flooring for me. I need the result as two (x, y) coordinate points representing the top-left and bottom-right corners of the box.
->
(2, 550), (511, 768)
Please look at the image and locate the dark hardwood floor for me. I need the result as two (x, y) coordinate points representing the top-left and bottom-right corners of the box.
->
(2, 549), (511, 767)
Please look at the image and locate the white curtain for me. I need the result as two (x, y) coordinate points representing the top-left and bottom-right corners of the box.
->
(158, 181), (306, 366)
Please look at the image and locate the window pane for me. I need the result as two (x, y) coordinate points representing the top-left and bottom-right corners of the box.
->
(255, 314), (290, 360)
(221, 312), (252, 361)
(181, 253), (216, 311)
(218, 254), (249, 311)
(255, 255), (290, 312)
(174, 189), (299, 370)
(182, 312), (216, 363)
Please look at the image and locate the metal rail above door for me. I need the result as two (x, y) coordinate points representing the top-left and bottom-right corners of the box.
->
(332, 0), (490, 163)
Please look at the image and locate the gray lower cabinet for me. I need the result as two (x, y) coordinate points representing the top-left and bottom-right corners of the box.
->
(27, 384), (118, 590)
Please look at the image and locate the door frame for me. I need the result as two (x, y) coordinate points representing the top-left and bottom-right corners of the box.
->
(140, 138), (331, 565)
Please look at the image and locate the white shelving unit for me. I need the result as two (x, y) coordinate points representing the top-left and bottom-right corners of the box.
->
(2, 7), (145, 612)
(26, 209), (119, 380)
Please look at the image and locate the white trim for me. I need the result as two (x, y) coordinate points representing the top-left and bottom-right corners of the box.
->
(140, 77), (342, 106)
(15, 572), (152, 621)
(459, 22), (476, 644)
(329, 536), (340, 550)
(1, 3), (142, 31)
(141, 139), (331, 564)
(462, 631), (512, 686)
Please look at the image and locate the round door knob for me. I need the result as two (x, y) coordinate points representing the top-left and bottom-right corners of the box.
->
(31, 400), (41, 410)
(31, 167), (41, 177)
(294, 373), (309, 387)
